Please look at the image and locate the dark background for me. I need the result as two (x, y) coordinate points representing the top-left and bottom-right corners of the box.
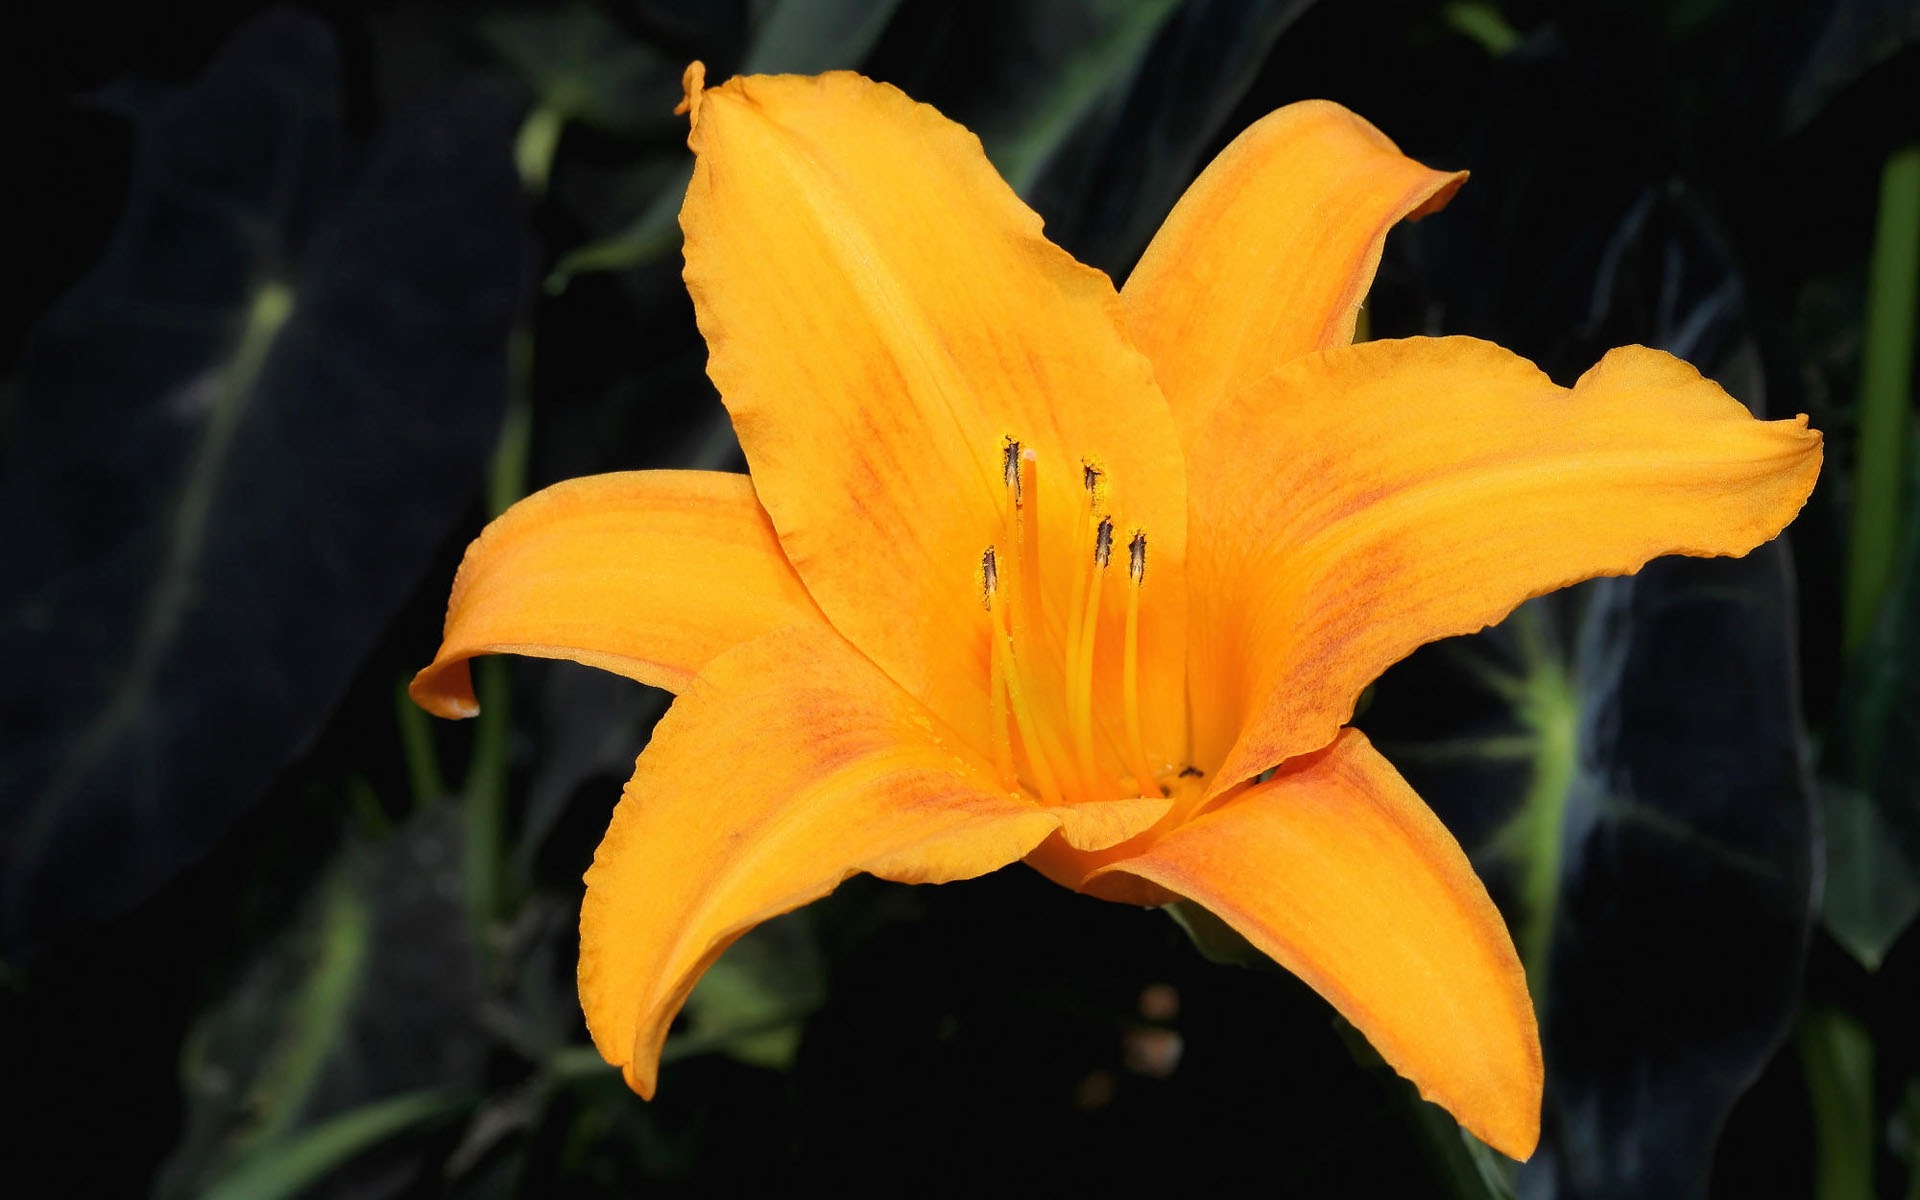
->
(4, 2), (1917, 1196)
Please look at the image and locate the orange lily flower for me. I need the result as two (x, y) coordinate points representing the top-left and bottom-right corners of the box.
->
(411, 64), (1820, 1160)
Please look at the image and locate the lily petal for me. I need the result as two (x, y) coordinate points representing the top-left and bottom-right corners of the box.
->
(678, 66), (1190, 764)
(579, 625), (1060, 1096)
(1123, 100), (1463, 445)
(1188, 337), (1822, 789)
(410, 470), (823, 717)
(1095, 728), (1541, 1160)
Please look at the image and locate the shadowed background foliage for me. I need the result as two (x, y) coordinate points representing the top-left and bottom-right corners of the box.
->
(4, 2), (1917, 1196)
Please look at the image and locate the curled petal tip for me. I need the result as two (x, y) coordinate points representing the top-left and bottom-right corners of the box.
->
(1409, 168), (1470, 219)
(676, 61), (707, 122)
(408, 662), (479, 720)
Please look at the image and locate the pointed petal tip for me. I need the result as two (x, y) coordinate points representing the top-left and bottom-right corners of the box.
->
(676, 61), (707, 123)
(622, 1057), (659, 1100)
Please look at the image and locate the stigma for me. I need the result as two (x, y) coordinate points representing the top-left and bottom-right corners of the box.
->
(981, 440), (1163, 805)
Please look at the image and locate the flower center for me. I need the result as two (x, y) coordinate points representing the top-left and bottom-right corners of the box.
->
(981, 439), (1164, 806)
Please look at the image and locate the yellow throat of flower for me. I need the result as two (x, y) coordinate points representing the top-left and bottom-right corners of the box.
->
(981, 438), (1166, 808)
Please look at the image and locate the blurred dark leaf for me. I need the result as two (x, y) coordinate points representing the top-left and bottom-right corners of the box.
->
(159, 808), (487, 1200)
(1421, 32), (1747, 377)
(882, 0), (1184, 197)
(1024, 0), (1318, 274)
(515, 665), (661, 883)
(0, 10), (528, 957)
(678, 909), (826, 1070)
(1368, 543), (1815, 1200)
(548, 0), (903, 285)
(1779, 0), (1920, 131)
(1821, 482), (1920, 967)
(1820, 784), (1920, 970)
(1362, 33), (1818, 1194)
(198, 1090), (470, 1200)
(878, 0), (1312, 274)
(737, 0), (905, 75)
(477, 2), (678, 137)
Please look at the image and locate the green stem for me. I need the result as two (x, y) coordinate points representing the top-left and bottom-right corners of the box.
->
(1906, 1077), (1920, 1200)
(464, 656), (510, 928)
(394, 677), (445, 809)
(486, 328), (535, 520)
(1844, 144), (1920, 655)
(1799, 1007), (1876, 1200)
(462, 326), (535, 929)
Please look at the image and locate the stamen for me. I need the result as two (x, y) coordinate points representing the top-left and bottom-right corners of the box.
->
(982, 548), (1014, 786)
(995, 563), (1063, 807)
(1068, 516), (1113, 780)
(1122, 531), (1161, 796)
(1063, 466), (1101, 783)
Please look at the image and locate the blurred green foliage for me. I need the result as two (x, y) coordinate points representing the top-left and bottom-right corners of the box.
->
(3, 1), (1917, 1196)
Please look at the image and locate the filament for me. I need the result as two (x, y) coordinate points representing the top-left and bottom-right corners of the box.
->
(982, 548), (1015, 787)
(997, 571), (1063, 807)
(1069, 516), (1111, 782)
(1122, 531), (1160, 796)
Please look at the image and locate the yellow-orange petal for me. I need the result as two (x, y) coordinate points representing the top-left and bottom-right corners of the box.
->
(678, 68), (1190, 767)
(1122, 100), (1463, 445)
(1095, 729), (1541, 1160)
(578, 625), (1060, 1096)
(1185, 338), (1821, 787)
(409, 470), (823, 718)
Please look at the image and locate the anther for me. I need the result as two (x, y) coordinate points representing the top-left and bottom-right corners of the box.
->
(1003, 438), (1023, 506)
(1095, 517), (1114, 568)
(981, 546), (998, 610)
(1128, 531), (1147, 585)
